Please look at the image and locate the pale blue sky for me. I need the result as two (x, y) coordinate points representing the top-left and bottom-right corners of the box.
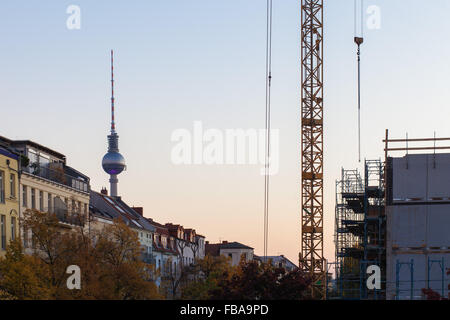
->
(2, 0), (450, 264)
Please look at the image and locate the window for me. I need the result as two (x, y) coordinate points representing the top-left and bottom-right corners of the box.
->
(23, 227), (28, 248)
(11, 217), (16, 241)
(0, 171), (4, 203)
(31, 188), (36, 209)
(39, 191), (43, 211)
(0, 215), (5, 250)
(47, 193), (52, 213)
(84, 203), (87, 215)
(22, 185), (27, 207)
(10, 174), (15, 198)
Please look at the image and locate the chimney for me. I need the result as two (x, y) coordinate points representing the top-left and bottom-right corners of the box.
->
(101, 187), (108, 195)
(132, 207), (143, 216)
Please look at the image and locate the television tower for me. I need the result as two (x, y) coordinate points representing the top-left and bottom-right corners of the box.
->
(102, 50), (126, 197)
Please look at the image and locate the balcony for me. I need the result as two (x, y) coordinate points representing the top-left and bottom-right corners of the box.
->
(22, 163), (89, 193)
(54, 207), (86, 227)
(141, 252), (156, 265)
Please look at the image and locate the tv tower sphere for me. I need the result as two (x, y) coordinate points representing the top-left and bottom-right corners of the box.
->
(102, 148), (126, 175)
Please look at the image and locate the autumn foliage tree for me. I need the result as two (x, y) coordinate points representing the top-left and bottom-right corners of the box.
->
(0, 209), (161, 300)
(181, 255), (235, 300)
(0, 239), (51, 299)
(210, 258), (312, 300)
(182, 255), (312, 300)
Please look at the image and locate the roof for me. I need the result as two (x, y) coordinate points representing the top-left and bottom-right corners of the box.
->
(0, 135), (66, 161)
(0, 146), (19, 160)
(147, 218), (169, 231)
(218, 242), (253, 250)
(206, 241), (254, 256)
(256, 255), (298, 269)
(89, 191), (155, 233)
(146, 219), (178, 254)
(64, 165), (90, 183)
(205, 243), (221, 256)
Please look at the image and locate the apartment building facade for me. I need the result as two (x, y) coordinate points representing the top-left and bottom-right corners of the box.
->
(0, 136), (90, 252)
(165, 224), (206, 267)
(0, 146), (20, 257)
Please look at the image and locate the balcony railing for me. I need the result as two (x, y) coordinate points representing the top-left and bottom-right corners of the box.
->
(23, 163), (89, 193)
(54, 207), (86, 227)
(141, 252), (156, 265)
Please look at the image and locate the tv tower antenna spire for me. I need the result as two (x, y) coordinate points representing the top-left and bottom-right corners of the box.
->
(111, 50), (116, 133)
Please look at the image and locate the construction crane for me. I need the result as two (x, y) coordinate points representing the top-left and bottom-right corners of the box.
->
(299, 0), (326, 299)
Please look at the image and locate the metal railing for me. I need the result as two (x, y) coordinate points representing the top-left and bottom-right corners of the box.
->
(141, 253), (155, 265)
(23, 163), (89, 193)
(54, 208), (86, 227)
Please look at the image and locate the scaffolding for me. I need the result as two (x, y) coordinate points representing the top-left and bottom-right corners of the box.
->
(334, 168), (364, 299)
(394, 258), (447, 300)
(332, 160), (386, 300)
(330, 131), (450, 300)
(361, 159), (386, 299)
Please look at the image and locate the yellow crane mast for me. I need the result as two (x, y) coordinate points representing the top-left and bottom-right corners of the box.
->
(299, 0), (326, 299)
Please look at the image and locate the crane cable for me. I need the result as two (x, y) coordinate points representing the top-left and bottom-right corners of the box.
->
(264, 0), (273, 263)
(354, 0), (364, 163)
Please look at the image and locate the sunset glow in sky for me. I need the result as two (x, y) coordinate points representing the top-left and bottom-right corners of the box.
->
(2, 0), (450, 265)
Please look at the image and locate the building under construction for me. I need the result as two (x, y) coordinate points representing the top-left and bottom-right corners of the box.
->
(333, 159), (386, 299)
(332, 132), (450, 300)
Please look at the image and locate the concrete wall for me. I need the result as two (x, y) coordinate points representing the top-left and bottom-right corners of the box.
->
(387, 154), (450, 300)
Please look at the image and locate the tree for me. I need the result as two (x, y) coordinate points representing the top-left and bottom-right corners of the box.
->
(182, 255), (312, 300)
(205, 256), (311, 300)
(0, 239), (52, 300)
(161, 258), (196, 300)
(94, 219), (161, 300)
(0, 209), (162, 300)
(181, 255), (235, 300)
(160, 237), (193, 299)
